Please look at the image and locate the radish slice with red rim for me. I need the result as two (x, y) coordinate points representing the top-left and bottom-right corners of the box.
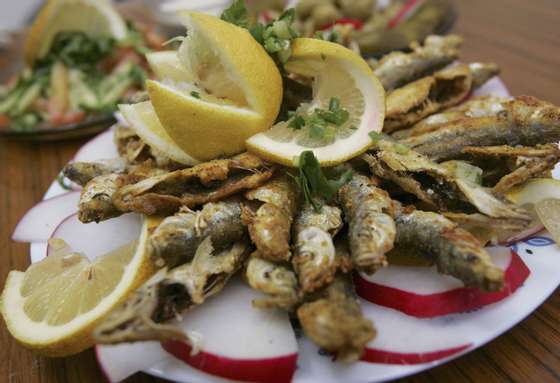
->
(73, 127), (118, 163)
(12, 191), (80, 243)
(161, 278), (298, 383)
(96, 342), (170, 383)
(47, 213), (142, 259)
(355, 246), (530, 318)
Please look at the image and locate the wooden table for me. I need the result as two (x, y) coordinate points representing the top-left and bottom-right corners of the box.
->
(1, 0), (559, 382)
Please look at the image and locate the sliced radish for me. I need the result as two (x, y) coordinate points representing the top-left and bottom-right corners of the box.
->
(355, 247), (530, 318)
(96, 342), (171, 383)
(161, 278), (298, 383)
(47, 213), (142, 260)
(12, 192), (81, 243)
(359, 299), (473, 365)
(73, 127), (118, 163)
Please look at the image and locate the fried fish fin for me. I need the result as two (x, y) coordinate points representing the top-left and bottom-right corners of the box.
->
(297, 274), (375, 362)
(372, 34), (463, 92)
(150, 200), (246, 268)
(63, 158), (128, 186)
(244, 176), (299, 262)
(493, 157), (558, 194)
(292, 203), (343, 293)
(94, 237), (250, 344)
(394, 207), (504, 291)
(244, 254), (300, 311)
(338, 174), (396, 274)
(112, 153), (275, 215)
(402, 96), (560, 161)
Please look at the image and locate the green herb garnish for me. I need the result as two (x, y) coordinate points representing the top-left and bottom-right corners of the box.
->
(221, 1), (299, 64)
(291, 151), (353, 212)
(287, 97), (350, 142)
(369, 131), (384, 143)
(220, 0), (249, 28)
(191, 91), (201, 99)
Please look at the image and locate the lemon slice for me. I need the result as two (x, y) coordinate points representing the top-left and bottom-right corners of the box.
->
(146, 51), (194, 83)
(119, 101), (200, 166)
(246, 38), (386, 167)
(535, 199), (560, 244)
(147, 12), (283, 161)
(24, 0), (128, 65)
(0, 217), (161, 357)
(506, 178), (560, 243)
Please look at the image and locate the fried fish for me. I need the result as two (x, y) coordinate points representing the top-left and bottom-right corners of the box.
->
(338, 174), (397, 274)
(112, 153), (275, 216)
(94, 237), (250, 344)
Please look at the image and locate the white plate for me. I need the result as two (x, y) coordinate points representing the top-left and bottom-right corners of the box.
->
(29, 77), (560, 383)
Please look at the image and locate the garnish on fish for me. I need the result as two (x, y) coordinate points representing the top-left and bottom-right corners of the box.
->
(94, 237), (250, 344)
(112, 152), (275, 216)
(338, 174), (397, 274)
(150, 200), (246, 268)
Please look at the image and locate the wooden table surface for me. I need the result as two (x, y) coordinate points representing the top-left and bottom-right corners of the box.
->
(1, 0), (559, 382)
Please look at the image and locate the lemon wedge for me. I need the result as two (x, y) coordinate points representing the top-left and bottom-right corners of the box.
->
(24, 0), (128, 65)
(246, 38), (386, 167)
(146, 50), (194, 83)
(0, 217), (161, 357)
(506, 178), (560, 243)
(147, 12), (283, 161)
(119, 101), (200, 166)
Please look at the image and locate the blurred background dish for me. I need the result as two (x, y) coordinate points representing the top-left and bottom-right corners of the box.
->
(0, 0), (166, 141)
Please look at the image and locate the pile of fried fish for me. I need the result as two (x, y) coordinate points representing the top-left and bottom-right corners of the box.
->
(62, 35), (560, 362)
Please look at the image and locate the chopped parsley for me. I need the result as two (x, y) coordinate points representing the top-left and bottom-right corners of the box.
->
(221, 1), (299, 64)
(220, 0), (249, 28)
(291, 151), (353, 212)
(287, 97), (350, 142)
(190, 91), (201, 99)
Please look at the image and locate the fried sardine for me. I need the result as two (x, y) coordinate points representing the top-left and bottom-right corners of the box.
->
(112, 153), (275, 216)
(384, 63), (499, 133)
(243, 176), (299, 262)
(393, 206), (504, 291)
(150, 199), (246, 268)
(402, 95), (560, 161)
(94, 237), (250, 344)
(298, 274), (375, 362)
(338, 174), (397, 274)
